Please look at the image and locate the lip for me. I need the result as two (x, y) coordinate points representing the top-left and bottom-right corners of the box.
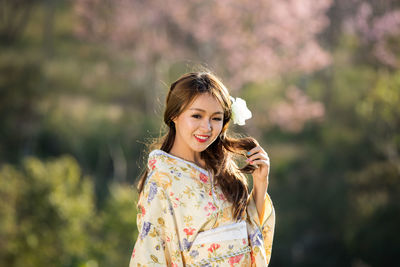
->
(194, 134), (210, 143)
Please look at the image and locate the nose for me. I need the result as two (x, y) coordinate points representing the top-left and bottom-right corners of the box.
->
(200, 118), (212, 131)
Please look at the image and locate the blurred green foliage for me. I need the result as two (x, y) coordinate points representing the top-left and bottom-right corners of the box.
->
(0, 155), (138, 267)
(0, 1), (399, 266)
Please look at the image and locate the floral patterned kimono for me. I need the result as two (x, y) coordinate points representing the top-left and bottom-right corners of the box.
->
(129, 149), (275, 266)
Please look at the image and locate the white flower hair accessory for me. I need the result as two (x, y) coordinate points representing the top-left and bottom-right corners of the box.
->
(230, 96), (252, 125)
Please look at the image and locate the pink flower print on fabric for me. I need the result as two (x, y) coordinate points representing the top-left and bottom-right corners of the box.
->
(131, 248), (135, 259)
(183, 227), (195, 236)
(204, 201), (217, 216)
(219, 192), (227, 201)
(208, 243), (221, 253)
(199, 173), (208, 183)
(228, 254), (244, 266)
(149, 159), (157, 170)
(173, 197), (180, 208)
(141, 206), (146, 215)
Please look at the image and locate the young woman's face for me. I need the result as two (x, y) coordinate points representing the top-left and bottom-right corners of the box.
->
(172, 93), (224, 155)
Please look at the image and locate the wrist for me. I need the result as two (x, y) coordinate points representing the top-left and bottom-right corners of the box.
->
(253, 181), (268, 199)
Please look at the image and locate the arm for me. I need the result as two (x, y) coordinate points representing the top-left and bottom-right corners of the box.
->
(253, 179), (269, 223)
(247, 189), (275, 266)
(246, 145), (275, 266)
(246, 144), (271, 224)
(130, 174), (183, 266)
(129, 178), (168, 266)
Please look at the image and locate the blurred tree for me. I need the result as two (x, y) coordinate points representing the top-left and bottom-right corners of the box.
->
(0, 0), (38, 43)
(90, 183), (138, 266)
(345, 1), (400, 68)
(347, 68), (400, 266)
(0, 155), (95, 266)
(0, 52), (44, 163)
(74, 0), (333, 112)
(267, 36), (400, 266)
(324, 0), (400, 68)
(0, 155), (138, 267)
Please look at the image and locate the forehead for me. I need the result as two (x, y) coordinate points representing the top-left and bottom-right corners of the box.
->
(187, 93), (223, 113)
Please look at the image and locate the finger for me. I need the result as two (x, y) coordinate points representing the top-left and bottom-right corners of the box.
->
(246, 146), (260, 157)
(246, 153), (269, 163)
(246, 147), (269, 159)
(249, 159), (270, 168)
(246, 146), (265, 157)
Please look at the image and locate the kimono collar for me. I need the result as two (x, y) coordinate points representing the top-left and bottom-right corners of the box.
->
(148, 149), (210, 177)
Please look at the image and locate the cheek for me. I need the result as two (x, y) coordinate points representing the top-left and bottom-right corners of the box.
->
(213, 121), (223, 133)
(179, 117), (198, 133)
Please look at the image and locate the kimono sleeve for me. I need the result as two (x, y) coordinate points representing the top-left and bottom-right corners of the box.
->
(246, 189), (276, 266)
(129, 174), (183, 266)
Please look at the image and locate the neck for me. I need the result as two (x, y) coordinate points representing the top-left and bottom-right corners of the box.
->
(169, 145), (205, 169)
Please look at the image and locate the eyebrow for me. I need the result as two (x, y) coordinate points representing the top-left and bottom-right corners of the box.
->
(189, 108), (224, 115)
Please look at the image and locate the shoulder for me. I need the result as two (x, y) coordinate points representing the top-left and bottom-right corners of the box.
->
(145, 149), (211, 191)
(143, 150), (177, 192)
(147, 149), (177, 170)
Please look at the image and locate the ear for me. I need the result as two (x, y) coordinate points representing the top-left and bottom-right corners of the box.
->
(170, 117), (178, 127)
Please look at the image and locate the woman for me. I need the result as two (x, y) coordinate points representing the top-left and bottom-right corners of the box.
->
(130, 72), (275, 266)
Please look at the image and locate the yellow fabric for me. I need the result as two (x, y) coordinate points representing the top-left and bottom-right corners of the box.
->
(259, 201), (266, 224)
(251, 190), (273, 226)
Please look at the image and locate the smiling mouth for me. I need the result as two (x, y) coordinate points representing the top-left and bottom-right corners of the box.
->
(194, 134), (210, 143)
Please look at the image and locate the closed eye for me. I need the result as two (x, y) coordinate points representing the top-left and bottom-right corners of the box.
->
(192, 114), (222, 121)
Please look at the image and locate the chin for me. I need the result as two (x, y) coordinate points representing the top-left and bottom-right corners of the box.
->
(192, 146), (207, 152)
(190, 136), (217, 152)
(190, 143), (210, 152)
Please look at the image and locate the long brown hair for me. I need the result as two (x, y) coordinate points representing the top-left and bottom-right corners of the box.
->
(137, 72), (258, 221)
